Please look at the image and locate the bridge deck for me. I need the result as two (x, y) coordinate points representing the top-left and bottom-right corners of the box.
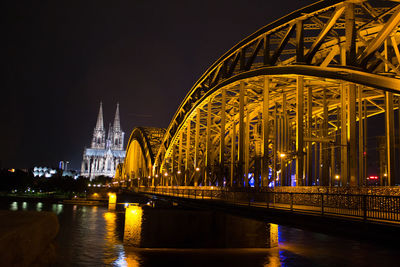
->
(139, 188), (400, 226)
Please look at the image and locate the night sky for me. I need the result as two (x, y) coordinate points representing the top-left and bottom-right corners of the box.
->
(2, 0), (316, 170)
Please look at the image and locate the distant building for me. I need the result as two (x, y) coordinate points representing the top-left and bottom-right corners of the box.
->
(81, 102), (125, 180)
(33, 166), (57, 178)
(62, 169), (80, 179)
(59, 160), (69, 171)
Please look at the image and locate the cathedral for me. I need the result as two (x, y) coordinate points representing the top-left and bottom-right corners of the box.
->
(81, 102), (126, 179)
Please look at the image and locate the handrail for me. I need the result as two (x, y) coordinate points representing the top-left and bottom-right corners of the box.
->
(139, 187), (400, 223)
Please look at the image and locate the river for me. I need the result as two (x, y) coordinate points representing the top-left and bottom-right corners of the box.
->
(2, 199), (398, 266)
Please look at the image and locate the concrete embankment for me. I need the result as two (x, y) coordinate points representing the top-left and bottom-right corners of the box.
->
(0, 210), (59, 266)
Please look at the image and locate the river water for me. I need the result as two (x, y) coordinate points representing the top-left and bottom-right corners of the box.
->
(2, 199), (399, 266)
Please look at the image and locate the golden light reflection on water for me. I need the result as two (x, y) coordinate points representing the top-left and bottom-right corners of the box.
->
(104, 212), (117, 244)
(104, 208), (141, 266)
(124, 205), (143, 247)
(269, 223), (278, 248)
(108, 193), (117, 211)
(103, 211), (123, 266)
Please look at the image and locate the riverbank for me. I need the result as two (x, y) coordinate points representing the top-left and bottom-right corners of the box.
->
(0, 210), (59, 266)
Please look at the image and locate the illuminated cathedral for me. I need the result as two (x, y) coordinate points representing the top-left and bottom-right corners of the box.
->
(81, 102), (125, 179)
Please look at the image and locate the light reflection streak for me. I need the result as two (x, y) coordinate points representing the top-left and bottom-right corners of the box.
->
(124, 205), (143, 247)
(104, 210), (140, 267)
(36, 202), (43, 211)
(22, 202), (27, 210)
(52, 204), (63, 215)
(10, 202), (18, 211)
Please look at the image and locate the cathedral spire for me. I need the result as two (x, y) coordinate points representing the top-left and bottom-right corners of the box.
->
(113, 103), (121, 131)
(91, 101), (106, 149)
(95, 102), (104, 130)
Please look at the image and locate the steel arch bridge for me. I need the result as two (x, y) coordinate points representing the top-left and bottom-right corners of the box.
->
(116, 127), (166, 186)
(120, 0), (400, 188)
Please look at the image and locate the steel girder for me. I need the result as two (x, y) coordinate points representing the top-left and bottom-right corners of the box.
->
(134, 0), (400, 187)
(155, 72), (398, 187)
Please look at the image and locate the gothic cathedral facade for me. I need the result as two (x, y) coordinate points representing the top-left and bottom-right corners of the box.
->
(81, 102), (126, 179)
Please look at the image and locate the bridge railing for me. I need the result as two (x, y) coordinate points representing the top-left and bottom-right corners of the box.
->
(139, 187), (400, 223)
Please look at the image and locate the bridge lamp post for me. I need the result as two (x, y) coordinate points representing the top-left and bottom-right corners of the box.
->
(155, 174), (159, 186)
(195, 167), (201, 187)
(164, 172), (169, 186)
(335, 175), (340, 186)
(279, 153), (286, 186)
(177, 170), (181, 185)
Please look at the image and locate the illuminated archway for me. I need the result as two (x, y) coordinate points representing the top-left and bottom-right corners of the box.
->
(119, 127), (165, 186)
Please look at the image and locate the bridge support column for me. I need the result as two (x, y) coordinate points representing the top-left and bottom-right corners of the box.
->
(245, 91), (250, 187)
(195, 109), (201, 186)
(358, 87), (364, 186)
(282, 94), (287, 186)
(185, 122), (191, 186)
(306, 85), (312, 186)
(172, 144), (176, 186)
(178, 131), (183, 185)
(219, 89), (226, 187)
(322, 89), (329, 186)
(348, 83), (357, 186)
(340, 83), (348, 186)
(296, 76), (304, 186)
(205, 99), (212, 186)
(238, 81), (245, 187)
(364, 100), (368, 186)
(230, 117), (236, 187)
(272, 106), (277, 186)
(385, 91), (395, 186)
(262, 76), (270, 187)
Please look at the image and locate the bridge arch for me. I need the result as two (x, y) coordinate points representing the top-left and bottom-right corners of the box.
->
(140, 0), (400, 187)
(119, 127), (165, 186)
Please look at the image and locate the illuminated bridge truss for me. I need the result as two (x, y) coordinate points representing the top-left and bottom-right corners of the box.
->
(123, 0), (400, 187)
(117, 127), (166, 183)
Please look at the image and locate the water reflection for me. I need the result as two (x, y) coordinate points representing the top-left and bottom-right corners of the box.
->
(36, 202), (43, 211)
(3, 200), (399, 267)
(10, 201), (18, 211)
(52, 203), (63, 215)
(124, 205), (142, 247)
(122, 205), (277, 249)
